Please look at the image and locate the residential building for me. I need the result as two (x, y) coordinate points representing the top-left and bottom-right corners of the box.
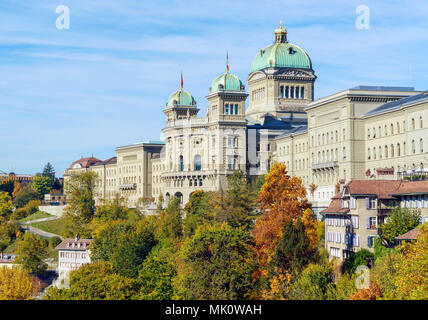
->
(324, 179), (428, 260)
(55, 236), (92, 281)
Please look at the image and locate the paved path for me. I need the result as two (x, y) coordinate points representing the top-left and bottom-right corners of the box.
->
(21, 216), (60, 225)
(21, 225), (63, 239)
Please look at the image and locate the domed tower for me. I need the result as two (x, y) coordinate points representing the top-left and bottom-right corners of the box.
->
(164, 74), (199, 125)
(246, 22), (316, 120)
(206, 57), (248, 123)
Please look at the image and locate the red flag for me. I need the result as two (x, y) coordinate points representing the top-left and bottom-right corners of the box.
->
(181, 72), (183, 89)
(227, 51), (229, 72)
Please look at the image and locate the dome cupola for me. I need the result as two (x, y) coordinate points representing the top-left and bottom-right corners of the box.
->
(166, 73), (197, 107)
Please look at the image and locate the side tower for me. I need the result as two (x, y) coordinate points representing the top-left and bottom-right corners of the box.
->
(246, 22), (316, 121)
(206, 60), (248, 188)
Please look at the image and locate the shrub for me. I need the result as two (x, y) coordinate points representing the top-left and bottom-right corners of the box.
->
(9, 208), (29, 221)
(49, 236), (62, 249)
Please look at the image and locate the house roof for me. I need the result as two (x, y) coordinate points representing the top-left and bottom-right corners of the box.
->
(322, 198), (350, 214)
(395, 227), (420, 241)
(344, 179), (402, 199)
(389, 180), (428, 196)
(55, 238), (92, 251)
(93, 157), (117, 166)
(67, 157), (102, 170)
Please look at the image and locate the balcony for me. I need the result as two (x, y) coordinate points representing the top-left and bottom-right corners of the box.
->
(312, 161), (339, 170)
(119, 183), (137, 190)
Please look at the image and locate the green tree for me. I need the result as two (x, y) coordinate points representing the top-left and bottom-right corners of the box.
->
(42, 162), (56, 188)
(31, 174), (52, 198)
(289, 262), (335, 300)
(0, 191), (13, 219)
(380, 207), (421, 246)
(90, 220), (157, 278)
(137, 243), (177, 300)
(157, 197), (183, 240)
(0, 220), (21, 251)
(49, 236), (62, 249)
(0, 180), (14, 197)
(173, 224), (256, 300)
(344, 249), (374, 274)
(15, 233), (48, 275)
(13, 184), (40, 208)
(62, 172), (98, 237)
(183, 191), (213, 237)
(274, 219), (317, 274)
(44, 261), (139, 300)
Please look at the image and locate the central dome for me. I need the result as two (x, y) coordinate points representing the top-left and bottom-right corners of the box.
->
(250, 23), (312, 73)
(210, 71), (245, 94)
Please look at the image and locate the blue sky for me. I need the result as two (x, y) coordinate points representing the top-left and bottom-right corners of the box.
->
(1, 0), (427, 176)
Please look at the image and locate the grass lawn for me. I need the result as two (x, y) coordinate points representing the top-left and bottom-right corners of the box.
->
(4, 238), (21, 254)
(30, 217), (65, 236)
(19, 210), (53, 223)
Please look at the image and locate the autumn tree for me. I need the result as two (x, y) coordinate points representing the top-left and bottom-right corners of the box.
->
(12, 181), (22, 199)
(0, 191), (13, 219)
(44, 261), (139, 300)
(94, 194), (129, 221)
(174, 224), (256, 300)
(13, 184), (40, 208)
(15, 233), (48, 275)
(0, 267), (40, 300)
(253, 162), (311, 268)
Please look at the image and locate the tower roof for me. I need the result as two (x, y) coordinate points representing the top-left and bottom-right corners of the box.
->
(166, 89), (196, 107)
(250, 22), (312, 73)
(210, 72), (245, 94)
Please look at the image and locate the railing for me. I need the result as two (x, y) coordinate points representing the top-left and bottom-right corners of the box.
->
(311, 161), (339, 170)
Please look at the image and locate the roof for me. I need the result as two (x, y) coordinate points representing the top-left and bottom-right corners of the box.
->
(93, 157), (117, 166)
(166, 89), (196, 107)
(210, 71), (244, 94)
(344, 180), (402, 199)
(395, 227), (420, 241)
(55, 238), (92, 251)
(275, 125), (308, 140)
(351, 85), (415, 92)
(364, 92), (428, 117)
(67, 157), (102, 170)
(389, 180), (428, 196)
(322, 198), (350, 214)
(250, 25), (312, 73)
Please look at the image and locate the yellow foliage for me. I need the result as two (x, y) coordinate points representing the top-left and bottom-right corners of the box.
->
(0, 267), (39, 300)
(301, 208), (319, 250)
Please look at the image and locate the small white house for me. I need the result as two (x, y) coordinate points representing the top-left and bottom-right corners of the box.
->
(55, 235), (92, 286)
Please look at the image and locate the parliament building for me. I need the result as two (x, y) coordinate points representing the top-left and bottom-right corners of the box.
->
(64, 22), (428, 217)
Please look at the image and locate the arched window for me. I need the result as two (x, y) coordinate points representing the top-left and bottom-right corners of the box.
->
(412, 118), (415, 130)
(420, 138), (424, 153)
(385, 145), (388, 158)
(335, 130), (338, 142)
(391, 123), (394, 135)
(397, 143), (401, 156)
(391, 144), (394, 157)
(368, 148), (371, 160)
(342, 129), (346, 140)
(194, 154), (201, 171)
(368, 128), (371, 139)
(384, 124), (388, 136)
(397, 122), (400, 133)
(373, 147), (376, 160)
(379, 146), (382, 159)
(404, 142), (406, 155)
(420, 116), (423, 129)
(412, 140), (416, 154)
(179, 155), (184, 171)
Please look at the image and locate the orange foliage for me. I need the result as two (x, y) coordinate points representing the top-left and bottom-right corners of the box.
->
(253, 162), (310, 267)
(349, 281), (382, 300)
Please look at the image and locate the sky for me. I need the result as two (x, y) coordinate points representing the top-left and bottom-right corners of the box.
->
(1, 0), (428, 176)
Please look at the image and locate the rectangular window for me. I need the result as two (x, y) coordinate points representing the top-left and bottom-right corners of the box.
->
(290, 86), (294, 98)
(280, 86), (284, 98)
(301, 87), (304, 99)
(295, 86), (300, 99)
(225, 104), (229, 115)
(235, 104), (238, 115)
(285, 86), (289, 98)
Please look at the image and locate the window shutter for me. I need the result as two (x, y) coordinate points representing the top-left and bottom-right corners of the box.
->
(366, 217), (371, 229)
(365, 197), (370, 209)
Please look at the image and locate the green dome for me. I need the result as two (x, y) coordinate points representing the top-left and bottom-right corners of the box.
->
(166, 89), (196, 107)
(210, 72), (245, 94)
(250, 24), (312, 73)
